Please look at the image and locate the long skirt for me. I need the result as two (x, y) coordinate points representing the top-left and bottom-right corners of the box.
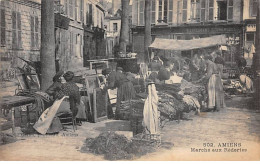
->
(34, 96), (87, 134)
(207, 74), (225, 110)
(115, 81), (136, 118)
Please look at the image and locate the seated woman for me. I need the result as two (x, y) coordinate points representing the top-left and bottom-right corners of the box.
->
(33, 71), (85, 134)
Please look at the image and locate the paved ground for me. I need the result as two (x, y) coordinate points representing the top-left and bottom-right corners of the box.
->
(0, 95), (260, 161)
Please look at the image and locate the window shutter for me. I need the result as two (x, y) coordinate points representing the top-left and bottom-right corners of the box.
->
(12, 12), (17, 48)
(227, 0), (233, 20)
(168, 0), (174, 24)
(208, 0), (214, 21)
(151, 0), (156, 24)
(17, 12), (22, 48)
(31, 16), (35, 48)
(69, 0), (73, 18)
(80, 0), (84, 22)
(64, 0), (68, 15)
(182, 0), (188, 22)
(89, 4), (93, 25)
(200, 0), (206, 22)
(0, 8), (5, 45)
(35, 16), (39, 48)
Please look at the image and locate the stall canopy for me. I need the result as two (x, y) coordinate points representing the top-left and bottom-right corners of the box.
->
(149, 35), (227, 51)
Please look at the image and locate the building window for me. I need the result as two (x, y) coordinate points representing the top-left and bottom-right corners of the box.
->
(70, 32), (74, 56)
(12, 11), (22, 49)
(86, 3), (93, 25)
(168, 0), (173, 24)
(191, 0), (200, 21)
(182, 0), (188, 22)
(208, 0), (214, 21)
(151, 0), (156, 24)
(0, 8), (5, 46)
(250, 0), (257, 17)
(200, 0), (206, 22)
(217, 0), (227, 20)
(31, 16), (39, 49)
(113, 23), (118, 32)
(227, 0), (233, 20)
(138, 0), (144, 25)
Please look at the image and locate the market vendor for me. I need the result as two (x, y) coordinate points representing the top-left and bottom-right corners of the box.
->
(33, 71), (83, 134)
(157, 61), (173, 81)
(190, 54), (201, 81)
(148, 56), (163, 72)
(214, 52), (225, 78)
(57, 71), (81, 117)
(106, 67), (136, 119)
(45, 70), (64, 102)
(203, 55), (225, 112)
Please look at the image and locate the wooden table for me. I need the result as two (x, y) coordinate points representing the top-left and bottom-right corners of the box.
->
(0, 96), (35, 136)
(87, 59), (109, 70)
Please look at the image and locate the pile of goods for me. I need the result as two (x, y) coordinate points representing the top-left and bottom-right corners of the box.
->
(80, 132), (158, 160)
(118, 79), (205, 128)
(0, 133), (17, 145)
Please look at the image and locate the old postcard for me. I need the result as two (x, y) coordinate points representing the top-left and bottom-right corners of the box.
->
(0, 0), (259, 161)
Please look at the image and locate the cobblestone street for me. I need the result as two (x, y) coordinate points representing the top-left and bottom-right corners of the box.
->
(0, 95), (259, 161)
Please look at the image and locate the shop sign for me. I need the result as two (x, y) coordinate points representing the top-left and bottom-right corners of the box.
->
(246, 24), (256, 32)
(226, 36), (240, 45)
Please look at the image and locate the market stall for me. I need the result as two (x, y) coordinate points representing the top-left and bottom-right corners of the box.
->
(113, 35), (228, 138)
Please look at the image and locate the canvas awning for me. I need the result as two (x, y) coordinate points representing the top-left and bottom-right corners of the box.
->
(149, 35), (227, 51)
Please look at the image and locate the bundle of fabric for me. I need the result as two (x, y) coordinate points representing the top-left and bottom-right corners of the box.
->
(155, 84), (183, 100)
(0, 133), (17, 145)
(157, 92), (190, 121)
(182, 95), (200, 111)
(179, 79), (205, 101)
(80, 131), (157, 160)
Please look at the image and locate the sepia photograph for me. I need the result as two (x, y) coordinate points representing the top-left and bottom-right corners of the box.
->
(0, 0), (259, 161)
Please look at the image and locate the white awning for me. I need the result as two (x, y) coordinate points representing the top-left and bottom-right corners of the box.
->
(149, 35), (227, 51)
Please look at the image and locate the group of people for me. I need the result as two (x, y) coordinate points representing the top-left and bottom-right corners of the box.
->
(148, 50), (226, 112)
(33, 50), (226, 134)
(33, 71), (82, 134)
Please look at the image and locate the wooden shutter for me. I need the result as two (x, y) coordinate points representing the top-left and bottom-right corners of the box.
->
(227, 0), (233, 20)
(35, 16), (39, 48)
(200, 0), (206, 22)
(0, 8), (5, 46)
(168, 0), (173, 24)
(31, 16), (35, 48)
(17, 12), (21, 48)
(182, 0), (188, 22)
(12, 11), (17, 48)
(151, 0), (156, 24)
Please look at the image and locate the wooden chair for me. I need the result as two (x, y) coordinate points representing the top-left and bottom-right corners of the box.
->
(58, 112), (77, 132)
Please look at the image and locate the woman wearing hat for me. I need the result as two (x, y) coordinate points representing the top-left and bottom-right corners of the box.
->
(58, 71), (81, 117)
(106, 67), (136, 119)
(46, 70), (64, 102)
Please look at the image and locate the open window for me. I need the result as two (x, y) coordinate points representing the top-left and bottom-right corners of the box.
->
(217, 0), (227, 20)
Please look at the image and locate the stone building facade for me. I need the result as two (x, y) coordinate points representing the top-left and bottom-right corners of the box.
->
(0, 0), (41, 77)
(131, 0), (257, 65)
